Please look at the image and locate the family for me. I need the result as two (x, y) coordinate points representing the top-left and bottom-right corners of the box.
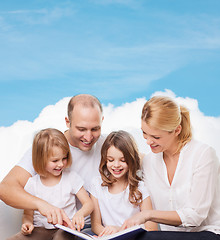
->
(0, 94), (219, 240)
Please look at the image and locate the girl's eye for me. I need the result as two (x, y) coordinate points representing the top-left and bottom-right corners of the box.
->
(107, 158), (114, 162)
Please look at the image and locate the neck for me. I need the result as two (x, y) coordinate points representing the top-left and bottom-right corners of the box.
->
(108, 178), (128, 194)
(40, 173), (62, 186)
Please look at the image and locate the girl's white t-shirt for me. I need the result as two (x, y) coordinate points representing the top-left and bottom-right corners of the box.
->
(24, 169), (84, 229)
(89, 176), (149, 227)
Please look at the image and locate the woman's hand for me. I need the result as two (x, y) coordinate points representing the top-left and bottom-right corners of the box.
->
(72, 212), (85, 232)
(120, 211), (147, 230)
(21, 223), (34, 235)
(98, 225), (120, 237)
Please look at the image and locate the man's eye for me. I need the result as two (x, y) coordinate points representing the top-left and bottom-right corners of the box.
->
(78, 128), (85, 132)
(92, 128), (100, 132)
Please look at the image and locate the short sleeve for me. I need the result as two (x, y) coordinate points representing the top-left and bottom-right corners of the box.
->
(24, 176), (36, 195)
(66, 170), (84, 194)
(138, 181), (150, 200)
(16, 147), (36, 176)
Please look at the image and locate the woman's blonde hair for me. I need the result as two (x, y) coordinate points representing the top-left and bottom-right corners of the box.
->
(141, 96), (192, 152)
(32, 128), (72, 176)
(99, 130), (142, 206)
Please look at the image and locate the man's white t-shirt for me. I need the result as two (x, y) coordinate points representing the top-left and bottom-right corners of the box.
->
(89, 176), (150, 227)
(24, 169), (83, 229)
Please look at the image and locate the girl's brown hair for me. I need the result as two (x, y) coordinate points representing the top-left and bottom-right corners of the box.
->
(99, 130), (142, 206)
(32, 128), (72, 176)
(141, 96), (192, 153)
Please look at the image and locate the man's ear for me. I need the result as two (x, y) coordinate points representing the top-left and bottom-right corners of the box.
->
(65, 117), (70, 128)
(175, 125), (182, 136)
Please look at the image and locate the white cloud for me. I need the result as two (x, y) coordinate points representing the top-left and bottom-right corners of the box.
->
(1, 90), (220, 181)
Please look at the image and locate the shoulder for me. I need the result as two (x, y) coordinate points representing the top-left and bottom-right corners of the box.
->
(24, 174), (40, 193)
(183, 139), (217, 159)
(16, 147), (36, 176)
(182, 139), (219, 168)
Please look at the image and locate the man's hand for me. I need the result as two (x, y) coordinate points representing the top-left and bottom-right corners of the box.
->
(21, 223), (34, 235)
(37, 200), (73, 228)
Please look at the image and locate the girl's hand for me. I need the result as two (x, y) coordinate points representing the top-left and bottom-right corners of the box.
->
(120, 211), (147, 230)
(72, 212), (85, 232)
(21, 223), (34, 235)
(99, 226), (120, 237)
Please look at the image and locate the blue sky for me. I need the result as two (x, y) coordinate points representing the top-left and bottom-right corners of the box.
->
(0, 0), (220, 127)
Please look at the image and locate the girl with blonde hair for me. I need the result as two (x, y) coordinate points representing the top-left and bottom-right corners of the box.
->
(8, 128), (93, 240)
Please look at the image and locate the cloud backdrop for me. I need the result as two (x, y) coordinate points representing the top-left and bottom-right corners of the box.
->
(1, 89), (219, 181)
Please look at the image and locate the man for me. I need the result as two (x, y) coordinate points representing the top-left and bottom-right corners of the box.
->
(0, 94), (105, 228)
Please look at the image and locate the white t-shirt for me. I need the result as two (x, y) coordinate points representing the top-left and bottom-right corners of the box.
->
(17, 134), (106, 225)
(89, 176), (150, 227)
(143, 138), (220, 234)
(24, 169), (83, 229)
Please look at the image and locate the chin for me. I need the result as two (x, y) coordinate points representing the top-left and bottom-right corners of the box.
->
(79, 144), (93, 151)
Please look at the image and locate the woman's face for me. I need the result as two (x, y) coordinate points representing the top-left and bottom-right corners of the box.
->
(141, 120), (180, 154)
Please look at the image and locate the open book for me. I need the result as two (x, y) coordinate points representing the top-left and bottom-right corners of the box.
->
(55, 223), (147, 240)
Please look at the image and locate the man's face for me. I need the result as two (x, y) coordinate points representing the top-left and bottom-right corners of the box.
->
(66, 104), (103, 151)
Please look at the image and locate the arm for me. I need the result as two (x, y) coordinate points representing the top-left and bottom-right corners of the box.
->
(21, 209), (34, 235)
(121, 209), (181, 230)
(73, 187), (94, 231)
(140, 196), (158, 231)
(0, 166), (73, 228)
(90, 194), (105, 235)
(90, 194), (119, 236)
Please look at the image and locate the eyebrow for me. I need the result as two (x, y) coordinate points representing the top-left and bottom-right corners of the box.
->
(141, 129), (160, 138)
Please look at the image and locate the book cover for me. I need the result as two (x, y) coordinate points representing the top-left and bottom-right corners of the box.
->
(55, 223), (147, 240)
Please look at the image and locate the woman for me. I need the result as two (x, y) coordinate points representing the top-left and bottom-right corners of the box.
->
(121, 96), (220, 240)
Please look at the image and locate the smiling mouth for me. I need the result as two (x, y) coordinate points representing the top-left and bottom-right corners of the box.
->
(112, 169), (123, 174)
(81, 140), (93, 145)
(150, 145), (159, 148)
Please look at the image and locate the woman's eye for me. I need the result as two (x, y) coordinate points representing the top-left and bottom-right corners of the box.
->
(154, 136), (160, 139)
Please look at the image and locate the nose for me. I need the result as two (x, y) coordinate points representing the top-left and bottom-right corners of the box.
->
(113, 160), (120, 168)
(84, 131), (93, 142)
(146, 137), (154, 146)
(57, 160), (64, 167)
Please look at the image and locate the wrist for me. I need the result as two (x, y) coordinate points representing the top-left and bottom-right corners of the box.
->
(142, 209), (152, 222)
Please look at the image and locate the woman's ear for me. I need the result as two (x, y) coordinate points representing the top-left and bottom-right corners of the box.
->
(175, 125), (182, 136)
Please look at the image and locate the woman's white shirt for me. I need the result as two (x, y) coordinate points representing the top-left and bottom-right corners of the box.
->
(143, 139), (220, 234)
